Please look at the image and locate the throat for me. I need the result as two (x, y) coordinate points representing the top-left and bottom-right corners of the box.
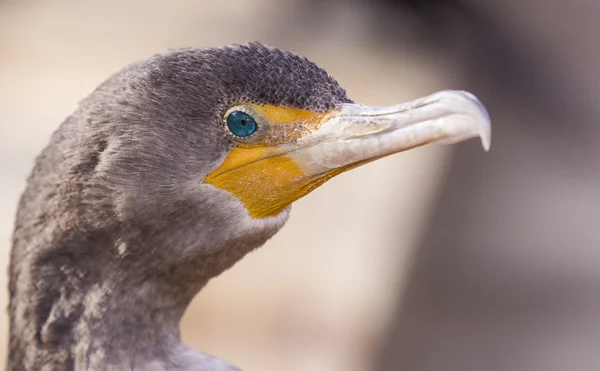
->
(9, 183), (288, 370)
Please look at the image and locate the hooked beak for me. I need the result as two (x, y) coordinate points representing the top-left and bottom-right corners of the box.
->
(205, 89), (491, 219)
(287, 90), (490, 176)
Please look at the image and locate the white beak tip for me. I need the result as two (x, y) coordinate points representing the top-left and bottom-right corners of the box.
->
(453, 90), (492, 152)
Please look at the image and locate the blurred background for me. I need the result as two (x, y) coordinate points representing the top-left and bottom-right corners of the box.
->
(1, 1), (599, 370)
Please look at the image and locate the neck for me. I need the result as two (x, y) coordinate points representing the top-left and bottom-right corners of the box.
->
(71, 279), (184, 369)
(71, 276), (235, 370)
(8, 228), (246, 371)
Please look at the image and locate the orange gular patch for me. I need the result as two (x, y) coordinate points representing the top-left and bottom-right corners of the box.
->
(204, 104), (336, 219)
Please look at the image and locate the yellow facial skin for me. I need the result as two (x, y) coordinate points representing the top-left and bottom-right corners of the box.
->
(204, 103), (336, 219)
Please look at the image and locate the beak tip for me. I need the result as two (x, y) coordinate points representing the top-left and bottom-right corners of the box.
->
(478, 111), (492, 152)
(452, 90), (492, 152)
(482, 136), (491, 152)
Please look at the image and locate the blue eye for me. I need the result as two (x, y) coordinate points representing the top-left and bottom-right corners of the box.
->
(226, 111), (257, 137)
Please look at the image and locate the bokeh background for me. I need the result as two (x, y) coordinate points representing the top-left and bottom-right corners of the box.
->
(1, 1), (599, 370)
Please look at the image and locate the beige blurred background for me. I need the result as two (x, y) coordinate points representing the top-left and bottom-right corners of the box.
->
(2, 1), (600, 371)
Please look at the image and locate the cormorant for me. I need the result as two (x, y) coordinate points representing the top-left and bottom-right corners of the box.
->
(7, 43), (490, 371)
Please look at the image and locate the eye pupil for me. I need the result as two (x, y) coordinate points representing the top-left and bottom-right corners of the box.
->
(226, 111), (257, 137)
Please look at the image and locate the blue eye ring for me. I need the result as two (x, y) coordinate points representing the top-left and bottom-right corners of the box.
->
(226, 110), (258, 138)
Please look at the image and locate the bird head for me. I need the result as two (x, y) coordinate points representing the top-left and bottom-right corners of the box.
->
(78, 42), (489, 264)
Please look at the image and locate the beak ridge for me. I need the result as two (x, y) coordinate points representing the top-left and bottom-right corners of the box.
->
(288, 90), (492, 176)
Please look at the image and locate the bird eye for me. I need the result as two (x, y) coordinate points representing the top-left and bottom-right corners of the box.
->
(226, 111), (257, 138)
